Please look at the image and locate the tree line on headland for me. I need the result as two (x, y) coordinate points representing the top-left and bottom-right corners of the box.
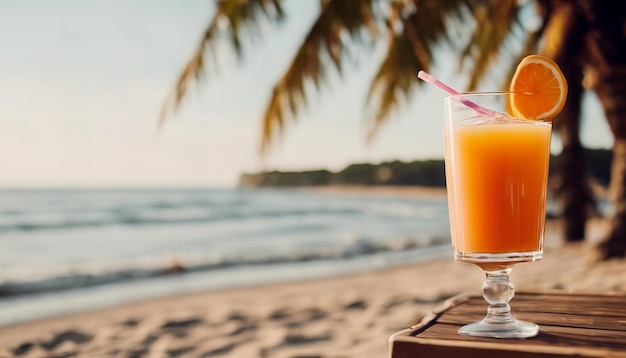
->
(239, 148), (612, 190)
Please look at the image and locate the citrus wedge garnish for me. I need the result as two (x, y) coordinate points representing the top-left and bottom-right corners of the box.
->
(508, 55), (567, 121)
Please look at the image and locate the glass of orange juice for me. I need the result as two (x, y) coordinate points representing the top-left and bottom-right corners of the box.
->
(444, 92), (551, 338)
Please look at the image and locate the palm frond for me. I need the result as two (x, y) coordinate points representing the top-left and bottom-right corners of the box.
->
(536, 1), (587, 129)
(365, 33), (421, 138)
(413, 0), (472, 46)
(364, 0), (470, 138)
(260, 0), (379, 153)
(159, 0), (284, 127)
(459, 0), (521, 91)
(500, 21), (547, 91)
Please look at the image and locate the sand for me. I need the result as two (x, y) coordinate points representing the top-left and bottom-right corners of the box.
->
(0, 240), (624, 358)
(0, 187), (623, 357)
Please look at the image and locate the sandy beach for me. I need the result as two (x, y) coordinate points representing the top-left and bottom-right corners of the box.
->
(0, 238), (623, 358)
(0, 187), (623, 358)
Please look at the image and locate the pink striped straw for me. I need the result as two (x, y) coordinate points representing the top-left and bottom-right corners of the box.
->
(417, 70), (491, 115)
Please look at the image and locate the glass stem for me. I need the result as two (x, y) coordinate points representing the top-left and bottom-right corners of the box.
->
(482, 268), (515, 323)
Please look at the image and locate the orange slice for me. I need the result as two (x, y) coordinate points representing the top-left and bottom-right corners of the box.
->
(508, 55), (567, 120)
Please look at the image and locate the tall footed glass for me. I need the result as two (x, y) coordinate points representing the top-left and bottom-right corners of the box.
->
(443, 93), (551, 338)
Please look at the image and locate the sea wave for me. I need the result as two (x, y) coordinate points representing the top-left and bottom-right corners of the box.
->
(0, 235), (448, 298)
(0, 207), (362, 233)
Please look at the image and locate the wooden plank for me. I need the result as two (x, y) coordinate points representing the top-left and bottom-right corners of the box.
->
(448, 296), (626, 318)
(515, 291), (626, 301)
(390, 292), (626, 358)
(416, 322), (626, 350)
(391, 339), (608, 358)
(438, 311), (626, 332)
(463, 292), (626, 306)
(391, 335), (623, 358)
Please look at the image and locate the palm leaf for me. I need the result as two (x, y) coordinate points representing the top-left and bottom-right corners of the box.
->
(459, 0), (521, 91)
(365, 0), (470, 138)
(159, 0), (284, 127)
(499, 23), (547, 90)
(499, 0), (550, 90)
(365, 33), (421, 138)
(259, 0), (379, 153)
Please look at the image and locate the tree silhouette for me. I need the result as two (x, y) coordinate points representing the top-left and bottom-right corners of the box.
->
(162, 0), (626, 259)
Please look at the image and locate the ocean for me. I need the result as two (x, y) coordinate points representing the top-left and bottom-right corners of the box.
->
(0, 188), (453, 326)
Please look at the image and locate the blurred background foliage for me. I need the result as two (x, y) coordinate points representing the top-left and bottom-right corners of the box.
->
(162, 0), (626, 258)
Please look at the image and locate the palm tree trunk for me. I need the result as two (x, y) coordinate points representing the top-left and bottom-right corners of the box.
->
(603, 138), (626, 257)
(584, 0), (626, 258)
(595, 69), (626, 258)
(541, 0), (594, 242)
(553, 67), (594, 242)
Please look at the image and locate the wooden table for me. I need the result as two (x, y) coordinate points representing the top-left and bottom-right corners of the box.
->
(389, 291), (626, 357)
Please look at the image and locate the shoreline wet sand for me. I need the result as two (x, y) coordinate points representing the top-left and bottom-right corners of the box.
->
(0, 239), (623, 357)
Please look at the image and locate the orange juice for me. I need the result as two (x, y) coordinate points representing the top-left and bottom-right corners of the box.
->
(445, 119), (551, 254)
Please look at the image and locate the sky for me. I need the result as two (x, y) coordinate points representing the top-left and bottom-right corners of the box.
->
(0, 0), (614, 188)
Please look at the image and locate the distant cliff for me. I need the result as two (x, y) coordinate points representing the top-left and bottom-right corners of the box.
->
(239, 160), (445, 188)
(239, 148), (613, 188)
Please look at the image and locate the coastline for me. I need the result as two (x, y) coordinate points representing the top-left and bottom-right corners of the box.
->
(296, 185), (448, 199)
(0, 186), (622, 357)
(0, 241), (623, 357)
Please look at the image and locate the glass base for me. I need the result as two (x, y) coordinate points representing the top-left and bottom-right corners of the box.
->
(459, 318), (539, 339)
(454, 250), (543, 263)
(452, 265), (540, 339)
(455, 250), (542, 270)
